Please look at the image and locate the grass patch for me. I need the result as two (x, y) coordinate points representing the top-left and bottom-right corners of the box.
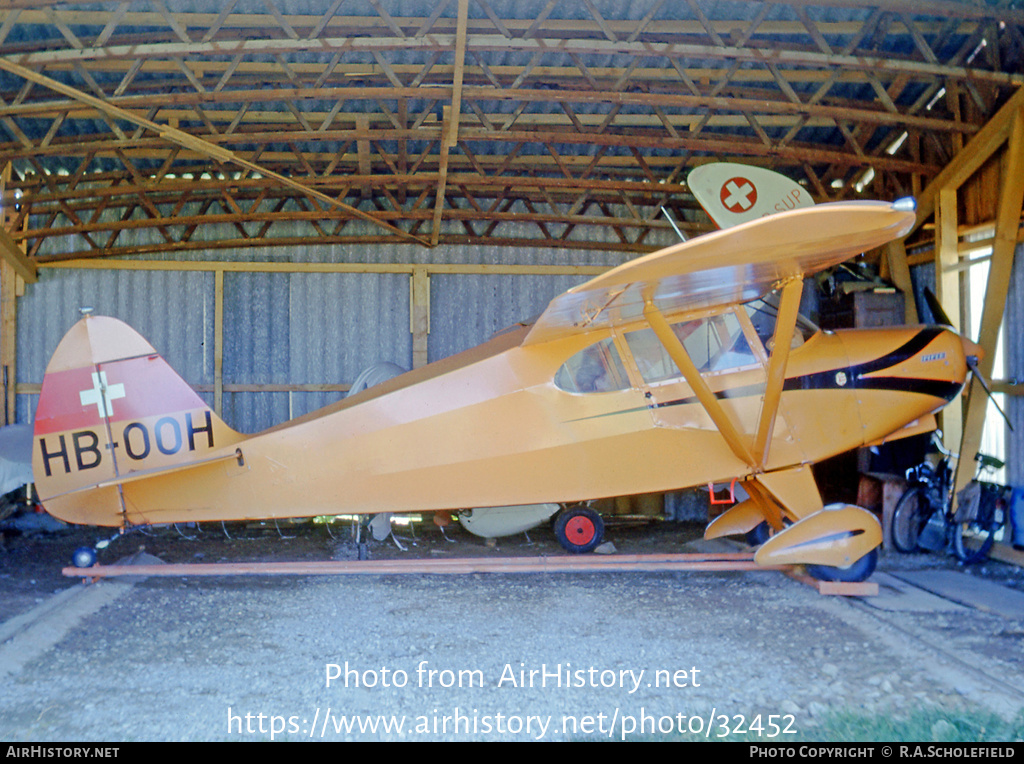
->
(613, 707), (1024, 742)
(803, 706), (1024, 742)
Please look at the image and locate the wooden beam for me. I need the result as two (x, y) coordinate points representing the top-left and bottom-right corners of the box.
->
(214, 268), (224, 416)
(935, 186), (962, 453)
(448, 0), (468, 150)
(355, 114), (371, 177)
(0, 57), (429, 247)
(410, 266), (430, 369)
(934, 187), (961, 331)
(43, 259), (611, 277)
(430, 0), (468, 247)
(6, 6), (1023, 36)
(0, 158), (22, 424)
(0, 77), (988, 139)
(914, 86), (1024, 232)
(885, 238), (918, 323)
(0, 260), (17, 425)
(0, 225), (37, 283)
(0, 120), (941, 177)
(953, 106), (1024, 494)
(9, 28), (1023, 89)
(431, 107), (451, 248)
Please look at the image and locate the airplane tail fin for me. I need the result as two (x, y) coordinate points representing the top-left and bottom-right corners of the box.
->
(32, 315), (241, 526)
(687, 162), (815, 229)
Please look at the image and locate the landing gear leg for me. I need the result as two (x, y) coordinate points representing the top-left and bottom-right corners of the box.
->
(353, 518), (369, 560)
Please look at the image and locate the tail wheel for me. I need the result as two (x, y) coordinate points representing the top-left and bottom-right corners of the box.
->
(805, 549), (878, 583)
(72, 546), (97, 568)
(554, 506), (604, 554)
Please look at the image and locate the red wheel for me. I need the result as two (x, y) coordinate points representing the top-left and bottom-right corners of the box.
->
(554, 506), (604, 553)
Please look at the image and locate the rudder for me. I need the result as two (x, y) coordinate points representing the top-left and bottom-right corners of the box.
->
(32, 315), (240, 526)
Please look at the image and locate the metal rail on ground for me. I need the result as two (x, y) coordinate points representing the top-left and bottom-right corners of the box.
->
(62, 551), (879, 595)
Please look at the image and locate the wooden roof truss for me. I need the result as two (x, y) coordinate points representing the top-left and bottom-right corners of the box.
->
(0, 0), (1021, 263)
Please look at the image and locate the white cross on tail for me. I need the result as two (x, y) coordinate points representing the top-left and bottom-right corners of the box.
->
(79, 371), (126, 418)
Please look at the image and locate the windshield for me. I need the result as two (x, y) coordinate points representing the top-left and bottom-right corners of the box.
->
(742, 296), (818, 353)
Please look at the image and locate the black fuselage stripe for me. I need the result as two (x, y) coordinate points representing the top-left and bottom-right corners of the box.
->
(569, 328), (960, 421)
(649, 327), (959, 411)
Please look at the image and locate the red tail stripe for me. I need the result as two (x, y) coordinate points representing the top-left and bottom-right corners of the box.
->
(34, 356), (208, 436)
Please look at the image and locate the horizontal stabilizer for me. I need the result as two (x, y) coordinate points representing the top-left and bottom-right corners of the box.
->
(42, 448), (245, 502)
(33, 315), (243, 526)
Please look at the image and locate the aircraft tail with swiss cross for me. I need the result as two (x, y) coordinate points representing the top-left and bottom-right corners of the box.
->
(32, 314), (243, 526)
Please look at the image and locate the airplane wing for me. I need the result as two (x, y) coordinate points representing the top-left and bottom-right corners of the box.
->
(523, 200), (916, 346)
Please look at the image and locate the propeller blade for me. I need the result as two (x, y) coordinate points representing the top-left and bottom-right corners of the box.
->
(923, 287), (954, 327)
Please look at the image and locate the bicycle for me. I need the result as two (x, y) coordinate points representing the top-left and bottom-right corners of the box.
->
(890, 435), (1010, 564)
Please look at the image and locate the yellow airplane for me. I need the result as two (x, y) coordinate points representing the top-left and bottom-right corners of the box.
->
(31, 197), (977, 582)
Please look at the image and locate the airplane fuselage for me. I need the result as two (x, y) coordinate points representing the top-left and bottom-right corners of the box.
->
(35, 312), (970, 528)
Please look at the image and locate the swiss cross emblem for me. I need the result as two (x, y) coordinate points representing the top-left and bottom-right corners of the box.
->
(79, 371), (126, 418)
(720, 177), (757, 213)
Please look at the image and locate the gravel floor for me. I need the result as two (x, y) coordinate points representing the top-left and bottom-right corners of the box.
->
(1, 521), (1022, 742)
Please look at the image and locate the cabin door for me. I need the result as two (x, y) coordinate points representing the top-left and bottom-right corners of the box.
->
(619, 308), (769, 436)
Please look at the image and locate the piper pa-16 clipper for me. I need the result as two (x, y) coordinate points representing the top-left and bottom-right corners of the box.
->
(32, 175), (978, 583)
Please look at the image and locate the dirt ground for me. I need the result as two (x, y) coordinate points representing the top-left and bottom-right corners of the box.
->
(2, 514), (1024, 741)
(2, 512), (1022, 628)
(0, 515), (697, 621)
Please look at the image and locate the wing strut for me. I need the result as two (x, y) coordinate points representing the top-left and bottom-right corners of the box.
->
(752, 277), (804, 467)
(642, 299), (757, 469)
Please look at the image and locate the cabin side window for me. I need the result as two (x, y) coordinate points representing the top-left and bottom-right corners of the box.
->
(554, 338), (630, 394)
(742, 298), (815, 354)
(624, 312), (759, 384)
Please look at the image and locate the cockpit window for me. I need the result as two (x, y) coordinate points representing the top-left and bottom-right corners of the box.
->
(624, 312), (759, 385)
(555, 337), (630, 393)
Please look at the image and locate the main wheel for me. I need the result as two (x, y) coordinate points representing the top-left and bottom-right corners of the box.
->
(891, 486), (932, 553)
(745, 518), (791, 546)
(554, 506), (604, 554)
(805, 549), (878, 583)
(745, 521), (771, 546)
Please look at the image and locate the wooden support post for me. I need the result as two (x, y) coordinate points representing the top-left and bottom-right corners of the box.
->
(356, 114), (371, 198)
(1, 260), (18, 426)
(885, 238), (918, 324)
(1, 163), (22, 425)
(410, 267), (430, 369)
(935, 186), (962, 452)
(953, 107), (1024, 495)
(214, 268), (224, 416)
(430, 0), (468, 247)
(431, 107), (452, 247)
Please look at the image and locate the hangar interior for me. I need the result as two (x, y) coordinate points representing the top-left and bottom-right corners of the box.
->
(1, 0), (1023, 558)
